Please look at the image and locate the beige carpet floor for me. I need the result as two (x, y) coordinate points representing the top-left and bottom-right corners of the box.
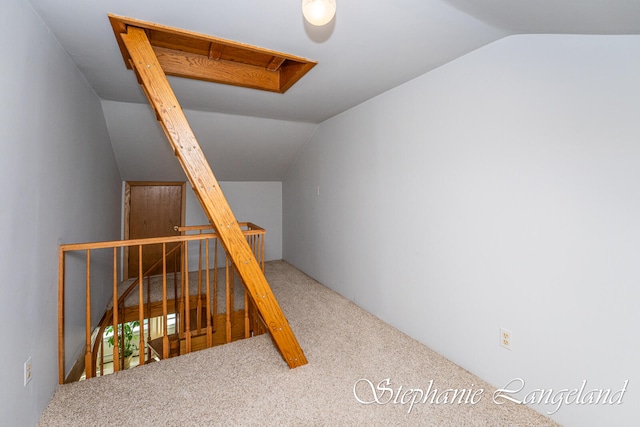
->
(39, 261), (558, 426)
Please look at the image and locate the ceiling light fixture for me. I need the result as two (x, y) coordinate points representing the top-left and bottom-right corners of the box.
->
(302, 0), (336, 26)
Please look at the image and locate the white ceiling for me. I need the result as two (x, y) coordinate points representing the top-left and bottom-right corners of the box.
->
(27, 0), (640, 181)
(443, 0), (640, 34)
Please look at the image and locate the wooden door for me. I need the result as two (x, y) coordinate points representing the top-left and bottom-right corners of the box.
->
(125, 182), (185, 279)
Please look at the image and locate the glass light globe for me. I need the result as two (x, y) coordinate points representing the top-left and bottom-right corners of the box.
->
(302, 0), (336, 26)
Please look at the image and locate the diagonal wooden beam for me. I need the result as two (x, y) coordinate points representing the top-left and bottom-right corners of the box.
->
(120, 26), (307, 368)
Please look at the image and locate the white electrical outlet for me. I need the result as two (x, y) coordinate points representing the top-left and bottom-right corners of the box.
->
(500, 328), (512, 350)
(24, 357), (32, 386)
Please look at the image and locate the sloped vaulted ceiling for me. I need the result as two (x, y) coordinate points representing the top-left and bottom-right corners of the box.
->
(26, 0), (640, 181)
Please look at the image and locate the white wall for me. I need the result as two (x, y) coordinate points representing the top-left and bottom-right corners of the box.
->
(283, 34), (640, 426)
(185, 181), (283, 265)
(0, 0), (122, 425)
(103, 100), (318, 182)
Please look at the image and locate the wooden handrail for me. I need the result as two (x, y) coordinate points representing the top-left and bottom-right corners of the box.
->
(61, 233), (215, 251)
(61, 222), (265, 252)
(177, 222), (266, 235)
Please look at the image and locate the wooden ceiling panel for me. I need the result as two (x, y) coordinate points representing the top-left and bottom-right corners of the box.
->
(147, 30), (212, 57)
(109, 14), (316, 93)
(152, 46), (281, 92)
(217, 45), (275, 68)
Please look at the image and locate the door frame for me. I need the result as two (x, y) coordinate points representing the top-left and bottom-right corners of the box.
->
(123, 181), (187, 280)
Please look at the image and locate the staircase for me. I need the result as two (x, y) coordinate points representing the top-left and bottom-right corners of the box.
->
(147, 309), (251, 361)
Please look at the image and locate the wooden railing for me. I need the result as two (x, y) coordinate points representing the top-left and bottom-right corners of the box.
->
(58, 223), (266, 384)
(90, 242), (182, 377)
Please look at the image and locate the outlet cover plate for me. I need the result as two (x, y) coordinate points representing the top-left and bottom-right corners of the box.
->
(500, 328), (512, 350)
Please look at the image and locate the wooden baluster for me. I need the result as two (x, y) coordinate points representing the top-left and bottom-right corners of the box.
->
(162, 243), (169, 359)
(226, 256), (231, 343)
(58, 248), (65, 384)
(112, 254), (124, 372)
(178, 242), (185, 339)
(213, 238), (218, 332)
(252, 233), (257, 267)
(253, 231), (257, 269)
(197, 233), (203, 334)
(146, 274), (152, 362)
(252, 234), (262, 264)
(184, 242), (191, 353)
(112, 248), (120, 372)
(99, 339), (104, 376)
(260, 232), (265, 272)
(253, 233), (258, 267)
(205, 239), (212, 347)
(244, 289), (250, 339)
(230, 264), (235, 327)
(247, 234), (252, 262)
(138, 245), (145, 366)
(84, 250), (93, 379)
(250, 233), (255, 260)
(244, 233), (251, 338)
(174, 246), (179, 336)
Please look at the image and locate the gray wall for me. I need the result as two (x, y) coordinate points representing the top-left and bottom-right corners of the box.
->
(185, 181), (283, 266)
(103, 99), (317, 182)
(283, 34), (640, 426)
(0, 0), (122, 424)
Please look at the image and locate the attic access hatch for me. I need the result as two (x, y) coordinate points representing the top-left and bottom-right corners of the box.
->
(109, 14), (317, 93)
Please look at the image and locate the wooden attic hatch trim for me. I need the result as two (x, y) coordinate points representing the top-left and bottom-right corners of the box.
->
(109, 14), (317, 93)
(108, 16), (308, 368)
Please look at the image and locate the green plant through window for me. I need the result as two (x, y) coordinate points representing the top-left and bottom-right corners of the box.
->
(104, 321), (140, 358)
